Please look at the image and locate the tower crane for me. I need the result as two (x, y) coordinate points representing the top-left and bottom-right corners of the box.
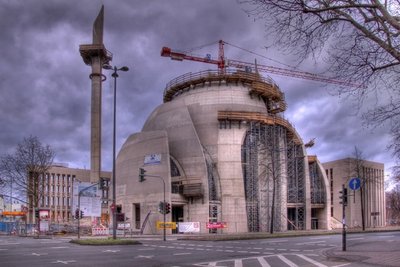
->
(161, 40), (358, 87)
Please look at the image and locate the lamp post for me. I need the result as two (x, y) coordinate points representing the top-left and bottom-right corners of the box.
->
(103, 65), (129, 239)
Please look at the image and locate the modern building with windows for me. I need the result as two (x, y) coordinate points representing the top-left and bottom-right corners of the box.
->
(27, 164), (110, 224)
(116, 70), (331, 234)
(323, 158), (385, 228)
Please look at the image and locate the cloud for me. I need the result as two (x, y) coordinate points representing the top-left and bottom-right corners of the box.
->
(0, 0), (394, 175)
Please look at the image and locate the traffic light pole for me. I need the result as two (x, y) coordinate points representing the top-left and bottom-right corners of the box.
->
(341, 184), (347, 251)
(139, 170), (166, 241)
(77, 182), (99, 239)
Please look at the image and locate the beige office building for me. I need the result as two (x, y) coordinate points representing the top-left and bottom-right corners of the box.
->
(323, 158), (385, 228)
(27, 165), (110, 224)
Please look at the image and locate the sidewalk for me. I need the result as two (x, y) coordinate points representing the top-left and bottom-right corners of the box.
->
(323, 236), (400, 267)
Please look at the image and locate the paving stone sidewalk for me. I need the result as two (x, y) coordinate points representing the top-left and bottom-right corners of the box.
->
(324, 238), (400, 267)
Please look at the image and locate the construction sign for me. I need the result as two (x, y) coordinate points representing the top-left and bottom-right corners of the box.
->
(1, 211), (26, 216)
(206, 222), (227, 229)
(156, 221), (176, 230)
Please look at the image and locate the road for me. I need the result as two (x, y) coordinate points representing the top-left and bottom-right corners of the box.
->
(0, 231), (399, 267)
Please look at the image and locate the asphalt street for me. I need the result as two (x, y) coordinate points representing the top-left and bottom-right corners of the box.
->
(0, 231), (399, 267)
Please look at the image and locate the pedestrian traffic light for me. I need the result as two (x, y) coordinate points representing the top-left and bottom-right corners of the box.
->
(139, 168), (146, 182)
(35, 208), (39, 218)
(158, 201), (165, 214)
(165, 202), (171, 214)
(75, 209), (80, 219)
(339, 188), (348, 206)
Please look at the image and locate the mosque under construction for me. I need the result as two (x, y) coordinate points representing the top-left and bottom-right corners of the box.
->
(71, 6), (386, 235)
(116, 69), (330, 234)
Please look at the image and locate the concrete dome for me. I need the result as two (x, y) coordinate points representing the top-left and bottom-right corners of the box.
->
(116, 70), (330, 234)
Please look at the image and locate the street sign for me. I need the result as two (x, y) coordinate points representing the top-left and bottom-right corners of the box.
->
(156, 221), (176, 229)
(349, 177), (361, 191)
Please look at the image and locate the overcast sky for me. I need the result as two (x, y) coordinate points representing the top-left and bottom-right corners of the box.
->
(0, 0), (394, 177)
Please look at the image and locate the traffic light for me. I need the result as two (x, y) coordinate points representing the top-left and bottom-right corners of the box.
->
(35, 208), (39, 218)
(99, 177), (108, 190)
(139, 168), (146, 182)
(339, 188), (348, 206)
(158, 201), (165, 214)
(165, 202), (171, 214)
(116, 205), (122, 213)
(80, 210), (84, 218)
(75, 209), (80, 219)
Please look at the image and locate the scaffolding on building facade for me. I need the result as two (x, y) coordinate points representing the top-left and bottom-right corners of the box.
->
(242, 121), (306, 232)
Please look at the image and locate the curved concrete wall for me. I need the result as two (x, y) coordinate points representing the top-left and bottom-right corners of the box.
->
(117, 76), (330, 233)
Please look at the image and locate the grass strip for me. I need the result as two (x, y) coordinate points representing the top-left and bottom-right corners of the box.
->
(70, 238), (141, 246)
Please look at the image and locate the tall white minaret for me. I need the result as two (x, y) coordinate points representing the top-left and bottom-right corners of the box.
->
(79, 6), (112, 183)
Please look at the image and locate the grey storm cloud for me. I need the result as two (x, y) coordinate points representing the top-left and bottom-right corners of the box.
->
(0, 0), (394, 174)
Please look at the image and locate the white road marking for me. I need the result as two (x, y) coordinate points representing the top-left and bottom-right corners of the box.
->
(296, 241), (326, 245)
(50, 247), (69, 249)
(174, 252), (192, 255)
(277, 255), (298, 267)
(102, 249), (119, 253)
(262, 239), (288, 243)
(234, 259), (243, 267)
(257, 256), (271, 267)
(51, 260), (76, 264)
(31, 252), (48, 256)
(297, 254), (328, 267)
(135, 255), (154, 259)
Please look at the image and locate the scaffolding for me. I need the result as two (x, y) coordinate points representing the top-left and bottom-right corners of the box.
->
(242, 121), (287, 232)
(203, 146), (222, 233)
(241, 120), (306, 232)
(309, 161), (326, 204)
(286, 141), (306, 230)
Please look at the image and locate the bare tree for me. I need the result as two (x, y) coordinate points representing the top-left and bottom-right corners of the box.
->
(0, 136), (55, 222)
(353, 146), (366, 230)
(241, 0), (400, 163)
(386, 184), (400, 225)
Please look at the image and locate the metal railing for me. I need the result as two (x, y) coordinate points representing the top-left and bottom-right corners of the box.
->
(163, 69), (280, 100)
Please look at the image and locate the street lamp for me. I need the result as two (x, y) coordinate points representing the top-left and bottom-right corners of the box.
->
(103, 64), (129, 239)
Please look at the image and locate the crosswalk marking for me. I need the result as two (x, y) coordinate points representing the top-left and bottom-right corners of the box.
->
(234, 259), (243, 267)
(257, 256), (271, 267)
(297, 254), (328, 267)
(194, 253), (331, 267)
(277, 254), (298, 267)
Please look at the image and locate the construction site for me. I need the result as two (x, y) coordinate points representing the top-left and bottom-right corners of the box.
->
(115, 40), (331, 234)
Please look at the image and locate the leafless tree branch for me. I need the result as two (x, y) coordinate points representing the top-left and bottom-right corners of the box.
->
(240, 0), (400, 167)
